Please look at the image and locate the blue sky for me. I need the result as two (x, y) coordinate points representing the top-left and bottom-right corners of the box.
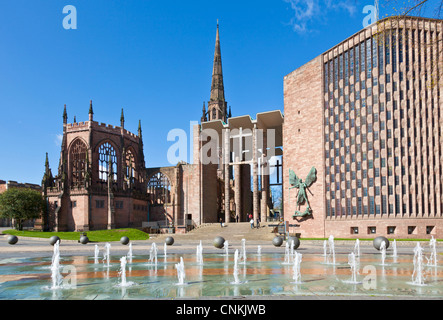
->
(0, 0), (435, 184)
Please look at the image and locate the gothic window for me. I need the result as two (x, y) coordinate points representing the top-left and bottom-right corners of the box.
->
(125, 149), (137, 185)
(147, 172), (171, 205)
(70, 139), (87, 188)
(98, 142), (118, 182)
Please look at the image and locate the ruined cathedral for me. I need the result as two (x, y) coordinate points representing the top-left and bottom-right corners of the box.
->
(38, 23), (279, 232)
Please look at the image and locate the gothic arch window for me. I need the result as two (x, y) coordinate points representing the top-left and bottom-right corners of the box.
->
(70, 139), (87, 188)
(147, 172), (171, 205)
(98, 142), (118, 182)
(125, 149), (137, 185)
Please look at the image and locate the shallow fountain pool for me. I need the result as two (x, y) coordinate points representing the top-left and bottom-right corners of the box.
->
(0, 248), (441, 300)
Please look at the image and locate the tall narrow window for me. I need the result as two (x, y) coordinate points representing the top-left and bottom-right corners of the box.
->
(378, 38), (384, 75)
(360, 42), (366, 75)
(350, 47), (354, 77)
(70, 139), (87, 188)
(125, 149), (137, 185)
(324, 62), (329, 93)
(392, 31), (397, 73)
(339, 54), (343, 80)
(366, 38), (372, 79)
(355, 45), (360, 82)
(385, 33), (391, 65)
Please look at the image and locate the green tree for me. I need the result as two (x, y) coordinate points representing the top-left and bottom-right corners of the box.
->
(0, 188), (45, 230)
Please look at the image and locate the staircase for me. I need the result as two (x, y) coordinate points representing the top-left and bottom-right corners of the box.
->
(150, 222), (278, 242)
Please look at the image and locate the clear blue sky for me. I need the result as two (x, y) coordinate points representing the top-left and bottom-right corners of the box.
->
(0, 0), (432, 184)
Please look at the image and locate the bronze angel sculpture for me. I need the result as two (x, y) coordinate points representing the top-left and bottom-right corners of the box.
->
(289, 167), (317, 217)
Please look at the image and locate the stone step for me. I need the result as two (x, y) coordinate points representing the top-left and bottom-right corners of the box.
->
(150, 222), (279, 242)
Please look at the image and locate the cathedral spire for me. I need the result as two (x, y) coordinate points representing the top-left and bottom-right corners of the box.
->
(207, 20), (228, 122)
(210, 20), (225, 102)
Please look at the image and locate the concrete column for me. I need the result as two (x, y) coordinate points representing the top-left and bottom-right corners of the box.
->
(234, 160), (241, 222)
(252, 125), (259, 222)
(260, 130), (269, 223)
(224, 129), (230, 223)
(107, 190), (115, 229)
(261, 158), (269, 223)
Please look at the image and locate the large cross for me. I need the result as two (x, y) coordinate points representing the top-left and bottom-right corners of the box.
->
(229, 127), (253, 164)
(270, 159), (283, 186)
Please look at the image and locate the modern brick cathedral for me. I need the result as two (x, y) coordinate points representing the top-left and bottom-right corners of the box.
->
(284, 17), (443, 238)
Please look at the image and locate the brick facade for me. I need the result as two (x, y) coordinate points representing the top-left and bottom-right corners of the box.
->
(283, 56), (326, 238)
(283, 17), (443, 239)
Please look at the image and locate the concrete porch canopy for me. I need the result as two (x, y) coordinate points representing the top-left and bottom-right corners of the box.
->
(200, 109), (283, 158)
(200, 110), (284, 224)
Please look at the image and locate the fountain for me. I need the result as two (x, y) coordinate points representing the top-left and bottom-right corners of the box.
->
(196, 241), (203, 265)
(117, 256), (134, 288)
(345, 252), (361, 284)
(257, 245), (262, 256)
(175, 257), (186, 285)
(283, 241), (292, 264)
(94, 244), (100, 264)
(325, 235), (336, 265)
(380, 240), (387, 266)
(239, 239), (247, 264)
(354, 239), (360, 257)
(149, 243), (158, 266)
(392, 239), (398, 261)
(292, 251), (302, 284)
(323, 240), (328, 263)
(232, 249), (240, 284)
(3, 232), (443, 300)
(411, 242), (426, 286)
(164, 242), (167, 257)
(103, 243), (111, 268)
(127, 243), (133, 263)
(231, 249), (247, 284)
(289, 239), (295, 258)
(50, 240), (63, 289)
(427, 236), (438, 267)
(223, 240), (229, 256)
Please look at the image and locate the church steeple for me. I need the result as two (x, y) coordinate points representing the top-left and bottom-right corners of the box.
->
(207, 20), (228, 123)
(210, 20), (225, 102)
